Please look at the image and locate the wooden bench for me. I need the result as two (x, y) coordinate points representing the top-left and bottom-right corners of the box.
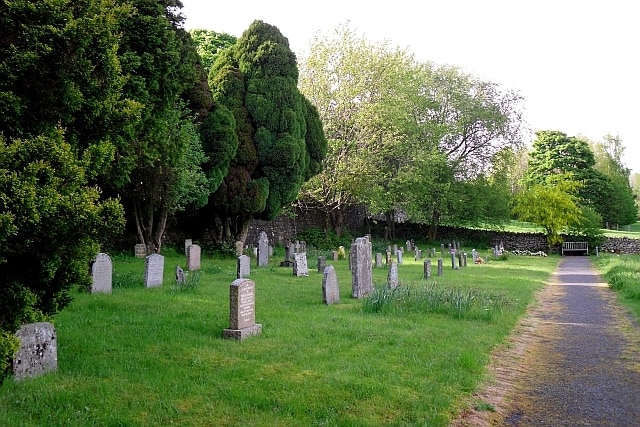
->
(562, 241), (589, 256)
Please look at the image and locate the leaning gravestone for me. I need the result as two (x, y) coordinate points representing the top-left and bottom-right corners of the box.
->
(322, 265), (340, 305)
(144, 253), (165, 288)
(134, 244), (147, 258)
(237, 255), (250, 278)
(293, 252), (309, 277)
(257, 231), (269, 267)
(387, 260), (399, 289)
(350, 237), (373, 298)
(223, 278), (262, 340)
(91, 253), (112, 294)
(12, 322), (57, 381)
(186, 244), (201, 271)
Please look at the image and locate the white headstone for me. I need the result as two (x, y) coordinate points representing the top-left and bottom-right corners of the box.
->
(237, 255), (251, 278)
(144, 253), (164, 288)
(323, 265), (340, 305)
(293, 252), (309, 277)
(91, 253), (112, 294)
(257, 231), (269, 267)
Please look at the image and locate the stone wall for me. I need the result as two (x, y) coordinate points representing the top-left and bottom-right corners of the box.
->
(600, 237), (640, 254)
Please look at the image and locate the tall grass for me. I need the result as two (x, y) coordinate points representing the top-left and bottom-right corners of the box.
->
(0, 249), (559, 426)
(593, 253), (640, 318)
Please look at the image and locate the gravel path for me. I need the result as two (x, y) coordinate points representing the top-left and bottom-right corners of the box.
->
(452, 256), (640, 426)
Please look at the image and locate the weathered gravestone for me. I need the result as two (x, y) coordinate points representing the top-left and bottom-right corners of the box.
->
(387, 260), (399, 289)
(385, 250), (391, 266)
(350, 237), (373, 298)
(280, 240), (293, 267)
(375, 253), (383, 268)
(472, 249), (478, 263)
(187, 244), (201, 271)
(134, 244), (147, 258)
(293, 252), (309, 277)
(237, 255), (250, 279)
(322, 265), (340, 305)
(424, 258), (432, 279)
(317, 256), (326, 274)
(184, 239), (192, 256)
(91, 253), (112, 294)
(396, 250), (403, 265)
(175, 265), (186, 285)
(257, 231), (269, 267)
(223, 278), (262, 340)
(12, 322), (57, 381)
(144, 253), (164, 288)
(406, 240), (412, 252)
(331, 250), (339, 261)
(437, 258), (443, 276)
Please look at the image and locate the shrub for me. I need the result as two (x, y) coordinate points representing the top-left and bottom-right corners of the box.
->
(295, 228), (352, 250)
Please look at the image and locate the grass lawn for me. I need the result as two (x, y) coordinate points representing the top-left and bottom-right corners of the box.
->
(593, 253), (640, 320)
(0, 247), (560, 426)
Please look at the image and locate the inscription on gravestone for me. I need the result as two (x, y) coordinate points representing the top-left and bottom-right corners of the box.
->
(187, 244), (201, 271)
(322, 265), (340, 305)
(12, 322), (57, 381)
(134, 244), (147, 258)
(144, 253), (164, 288)
(91, 253), (112, 294)
(223, 279), (262, 340)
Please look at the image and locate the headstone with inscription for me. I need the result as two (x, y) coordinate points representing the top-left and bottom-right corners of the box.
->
(91, 253), (112, 294)
(387, 260), (399, 289)
(187, 244), (201, 271)
(350, 237), (373, 298)
(12, 322), (57, 381)
(134, 244), (147, 258)
(322, 265), (340, 305)
(293, 252), (309, 277)
(223, 278), (262, 340)
(144, 253), (164, 288)
(237, 255), (250, 278)
(257, 231), (269, 267)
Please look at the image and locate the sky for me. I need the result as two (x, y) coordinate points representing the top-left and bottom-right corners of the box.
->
(180, 0), (639, 174)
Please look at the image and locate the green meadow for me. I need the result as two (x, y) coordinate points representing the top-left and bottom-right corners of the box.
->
(1, 246), (561, 426)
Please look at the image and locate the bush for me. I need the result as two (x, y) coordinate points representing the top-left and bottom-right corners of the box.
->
(0, 331), (20, 382)
(295, 228), (352, 250)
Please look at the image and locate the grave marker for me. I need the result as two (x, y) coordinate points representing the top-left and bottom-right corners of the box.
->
(317, 256), (326, 274)
(91, 253), (112, 294)
(134, 244), (147, 258)
(144, 253), (164, 288)
(350, 237), (373, 298)
(223, 278), (262, 340)
(184, 239), (192, 256)
(257, 231), (269, 267)
(437, 258), (443, 276)
(293, 252), (309, 277)
(175, 265), (186, 285)
(322, 265), (340, 305)
(12, 322), (57, 381)
(187, 244), (201, 271)
(387, 260), (399, 289)
(237, 255), (250, 279)
(424, 259), (432, 279)
(375, 252), (383, 268)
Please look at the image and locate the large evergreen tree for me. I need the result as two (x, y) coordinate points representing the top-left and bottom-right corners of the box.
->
(202, 20), (327, 243)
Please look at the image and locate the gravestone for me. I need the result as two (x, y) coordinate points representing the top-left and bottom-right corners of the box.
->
(375, 253), (383, 268)
(415, 249), (422, 261)
(269, 246), (274, 257)
(440, 244), (445, 256)
(331, 250), (339, 261)
(424, 259), (432, 279)
(257, 231), (269, 267)
(12, 322), (57, 381)
(451, 252), (457, 270)
(134, 244), (147, 258)
(437, 258), (443, 276)
(463, 253), (468, 267)
(293, 252), (309, 277)
(385, 250), (391, 265)
(387, 260), (399, 289)
(187, 244), (201, 271)
(223, 278), (262, 340)
(184, 239), (192, 256)
(392, 244), (398, 254)
(91, 253), (112, 294)
(237, 255), (250, 279)
(322, 265), (340, 305)
(280, 240), (293, 267)
(234, 240), (244, 257)
(317, 256), (326, 274)
(472, 249), (478, 263)
(406, 240), (412, 252)
(144, 253), (164, 288)
(350, 237), (373, 298)
(396, 250), (403, 265)
(175, 265), (186, 285)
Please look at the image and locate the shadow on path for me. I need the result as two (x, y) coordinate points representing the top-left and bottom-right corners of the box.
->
(452, 256), (640, 426)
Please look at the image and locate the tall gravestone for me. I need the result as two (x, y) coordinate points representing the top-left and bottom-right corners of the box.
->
(322, 265), (340, 305)
(257, 231), (269, 267)
(375, 253), (383, 268)
(350, 237), (373, 298)
(91, 253), (112, 294)
(437, 258), (443, 276)
(184, 239), (192, 257)
(385, 250), (391, 265)
(144, 253), (164, 288)
(387, 260), (399, 289)
(396, 250), (403, 265)
(187, 244), (201, 271)
(293, 252), (309, 277)
(223, 278), (262, 340)
(317, 256), (326, 274)
(406, 240), (412, 252)
(237, 255), (250, 279)
(12, 322), (57, 381)
(424, 259), (432, 279)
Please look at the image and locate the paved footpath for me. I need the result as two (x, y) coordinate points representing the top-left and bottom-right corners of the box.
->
(453, 256), (640, 426)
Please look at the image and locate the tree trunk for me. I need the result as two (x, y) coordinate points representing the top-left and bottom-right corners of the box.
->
(152, 210), (168, 253)
(329, 208), (344, 237)
(427, 208), (440, 241)
(234, 214), (253, 244)
(384, 210), (396, 240)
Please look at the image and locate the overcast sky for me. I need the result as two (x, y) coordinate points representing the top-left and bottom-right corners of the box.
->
(181, 0), (639, 174)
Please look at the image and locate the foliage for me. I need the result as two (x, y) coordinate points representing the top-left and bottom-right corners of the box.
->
(202, 20), (327, 244)
(188, 29), (236, 74)
(511, 178), (582, 245)
(594, 254), (640, 317)
(0, 332), (19, 381)
(295, 228), (352, 250)
(0, 131), (125, 380)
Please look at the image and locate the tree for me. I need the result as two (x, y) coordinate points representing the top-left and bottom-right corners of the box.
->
(511, 178), (583, 247)
(0, 131), (124, 379)
(202, 20), (327, 243)
(188, 29), (236, 74)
